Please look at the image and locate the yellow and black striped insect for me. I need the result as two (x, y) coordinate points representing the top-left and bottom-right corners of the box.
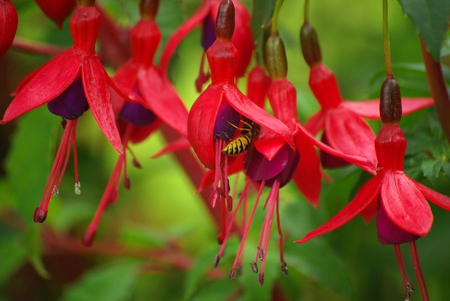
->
(222, 117), (260, 156)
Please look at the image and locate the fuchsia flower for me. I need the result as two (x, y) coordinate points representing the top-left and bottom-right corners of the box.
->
(35, 0), (76, 28)
(296, 77), (450, 300)
(214, 34), (378, 285)
(82, 0), (189, 246)
(1, 0), (128, 222)
(300, 23), (433, 167)
(160, 0), (253, 91)
(0, 0), (18, 58)
(187, 0), (294, 246)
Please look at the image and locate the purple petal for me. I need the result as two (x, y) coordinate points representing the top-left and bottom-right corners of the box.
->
(119, 101), (157, 126)
(47, 77), (88, 120)
(201, 13), (216, 50)
(214, 100), (240, 140)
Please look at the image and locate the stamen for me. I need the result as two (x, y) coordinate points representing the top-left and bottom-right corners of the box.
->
(229, 268), (238, 281)
(259, 273), (264, 286)
(36, 119), (78, 223)
(213, 255), (221, 268)
(276, 191), (287, 275)
(394, 244), (414, 297)
(250, 262), (258, 273)
(409, 241), (429, 301)
(82, 155), (125, 246)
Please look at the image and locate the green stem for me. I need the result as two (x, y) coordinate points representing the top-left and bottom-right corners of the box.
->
(303, 0), (309, 23)
(382, 0), (392, 78)
(271, 0), (284, 35)
(420, 38), (450, 143)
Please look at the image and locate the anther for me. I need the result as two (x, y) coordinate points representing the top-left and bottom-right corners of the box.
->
(75, 181), (81, 195)
(281, 261), (288, 275)
(229, 268), (237, 280)
(213, 255), (221, 268)
(250, 262), (258, 274)
(34, 207), (48, 223)
(52, 185), (59, 196)
(258, 247), (264, 261)
(259, 273), (265, 286)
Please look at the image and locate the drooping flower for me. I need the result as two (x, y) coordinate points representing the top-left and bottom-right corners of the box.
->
(160, 0), (253, 91)
(300, 22), (434, 167)
(1, 0), (129, 222)
(296, 77), (450, 300)
(213, 34), (377, 285)
(0, 0), (18, 58)
(82, 0), (189, 246)
(187, 0), (294, 246)
(35, 0), (76, 28)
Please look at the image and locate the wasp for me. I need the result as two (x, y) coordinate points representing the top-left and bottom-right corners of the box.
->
(222, 117), (260, 156)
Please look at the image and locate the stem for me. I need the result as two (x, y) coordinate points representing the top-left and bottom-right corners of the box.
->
(303, 0), (310, 23)
(382, 0), (392, 78)
(271, 0), (284, 35)
(12, 37), (66, 56)
(420, 37), (450, 143)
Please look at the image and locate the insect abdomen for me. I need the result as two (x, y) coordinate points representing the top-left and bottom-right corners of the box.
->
(222, 136), (252, 156)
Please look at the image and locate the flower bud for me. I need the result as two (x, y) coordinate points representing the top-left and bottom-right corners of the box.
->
(35, 0), (76, 29)
(215, 0), (235, 41)
(0, 0), (18, 58)
(140, 0), (159, 20)
(380, 77), (402, 124)
(265, 35), (287, 79)
(300, 22), (322, 67)
(76, 0), (95, 6)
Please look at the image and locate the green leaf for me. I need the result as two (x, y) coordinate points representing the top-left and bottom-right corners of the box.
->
(0, 236), (27, 285)
(442, 161), (450, 180)
(421, 159), (443, 184)
(284, 240), (354, 298)
(397, 0), (450, 60)
(60, 262), (139, 301)
(251, 0), (277, 65)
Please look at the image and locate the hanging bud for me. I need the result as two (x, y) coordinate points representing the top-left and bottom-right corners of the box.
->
(264, 35), (287, 79)
(140, 0), (159, 20)
(215, 0), (235, 41)
(380, 77), (402, 124)
(300, 22), (322, 67)
(35, 0), (76, 29)
(0, 0), (18, 58)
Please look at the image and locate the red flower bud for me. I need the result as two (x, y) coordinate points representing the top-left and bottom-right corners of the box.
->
(0, 0), (18, 58)
(35, 0), (76, 29)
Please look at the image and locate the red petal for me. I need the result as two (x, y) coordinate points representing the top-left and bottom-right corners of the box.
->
(325, 105), (377, 166)
(381, 172), (432, 237)
(188, 87), (221, 169)
(222, 84), (294, 148)
(292, 132), (321, 206)
(1, 50), (80, 123)
(295, 174), (383, 243)
(82, 57), (122, 153)
(342, 98), (434, 119)
(296, 123), (377, 175)
(413, 180), (450, 211)
(253, 127), (286, 160)
(151, 137), (191, 158)
(304, 111), (324, 136)
(139, 67), (188, 138)
(159, 1), (211, 75)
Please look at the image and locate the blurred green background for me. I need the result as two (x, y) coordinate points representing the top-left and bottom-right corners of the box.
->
(1, 0), (449, 300)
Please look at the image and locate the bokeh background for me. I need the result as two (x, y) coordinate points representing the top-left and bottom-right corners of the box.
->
(1, 0), (449, 300)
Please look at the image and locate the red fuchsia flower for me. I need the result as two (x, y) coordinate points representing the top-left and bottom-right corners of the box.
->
(159, 0), (253, 92)
(0, 0), (18, 58)
(213, 34), (378, 285)
(296, 77), (450, 300)
(187, 0), (294, 247)
(82, 0), (189, 246)
(1, 0), (129, 223)
(300, 22), (434, 168)
(35, 0), (76, 29)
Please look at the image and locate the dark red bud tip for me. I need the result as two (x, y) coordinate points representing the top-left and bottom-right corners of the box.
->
(215, 0), (235, 41)
(217, 232), (225, 245)
(140, 0), (159, 20)
(259, 273), (265, 286)
(34, 208), (47, 223)
(76, 0), (95, 6)
(124, 178), (131, 190)
(82, 227), (97, 247)
(264, 35), (287, 79)
(300, 22), (322, 67)
(380, 77), (402, 124)
(132, 158), (142, 168)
